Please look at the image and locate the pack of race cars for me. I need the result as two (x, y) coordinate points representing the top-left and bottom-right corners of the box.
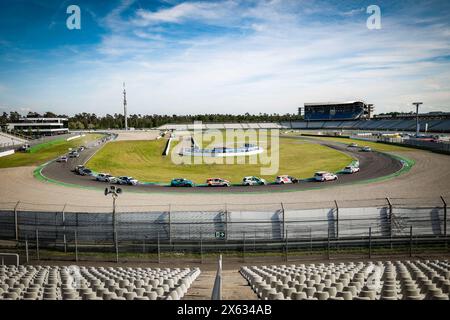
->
(61, 141), (363, 188)
(70, 165), (360, 187)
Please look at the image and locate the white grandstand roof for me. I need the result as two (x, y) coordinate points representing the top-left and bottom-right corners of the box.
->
(304, 101), (366, 106)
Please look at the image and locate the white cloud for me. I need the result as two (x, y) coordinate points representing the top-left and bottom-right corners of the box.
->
(2, 0), (450, 116)
(134, 2), (224, 25)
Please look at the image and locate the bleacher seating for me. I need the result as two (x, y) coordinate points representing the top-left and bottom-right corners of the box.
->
(307, 121), (325, 129)
(205, 123), (225, 130)
(159, 119), (450, 133)
(322, 121), (342, 128)
(258, 122), (281, 129)
(0, 265), (200, 300)
(428, 119), (450, 132)
(223, 123), (243, 129)
(289, 122), (307, 129)
(0, 132), (28, 148)
(241, 260), (450, 300)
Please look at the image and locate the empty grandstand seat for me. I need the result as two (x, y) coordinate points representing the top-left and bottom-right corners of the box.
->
(307, 121), (325, 129)
(290, 122), (307, 129)
(223, 123), (243, 129)
(0, 265), (200, 300)
(240, 260), (450, 300)
(279, 122), (293, 129)
(428, 119), (450, 132)
(322, 121), (342, 128)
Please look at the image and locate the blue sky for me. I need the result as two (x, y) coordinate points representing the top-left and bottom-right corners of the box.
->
(0, 0), (449, 116)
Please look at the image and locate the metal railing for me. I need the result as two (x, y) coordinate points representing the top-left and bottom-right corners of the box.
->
(0, 197), (448, 264)
(349, 134), (450, 153)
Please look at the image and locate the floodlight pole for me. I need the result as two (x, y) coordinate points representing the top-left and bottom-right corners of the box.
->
(413, 102), (423, 137)
(105, 186), (122, 245)
(112, 194), (117, 244)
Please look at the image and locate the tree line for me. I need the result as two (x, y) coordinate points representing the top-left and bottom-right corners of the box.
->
(1, 111), (304, 130)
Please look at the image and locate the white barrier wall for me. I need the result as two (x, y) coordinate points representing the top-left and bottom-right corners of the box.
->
(0, 206), (445, 242)
(0, 149), (14, 158)
(285, 208), (336, 239)
(338, 207), (388, 237)
(228, 211), (283, 240)
(162, 137), (173, 156)
(66, 134), (85, 141)
(393, 207), (445, 236)
(171, 211), (222, 240)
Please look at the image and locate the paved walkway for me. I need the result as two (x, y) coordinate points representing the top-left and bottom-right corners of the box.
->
(184, 270), (257, 300)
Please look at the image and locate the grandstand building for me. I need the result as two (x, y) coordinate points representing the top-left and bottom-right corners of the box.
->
(302, 101), (372, 121)
(6, 117), (69, 137)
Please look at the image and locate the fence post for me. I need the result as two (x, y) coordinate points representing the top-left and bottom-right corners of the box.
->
(35, 229), (40, 261)
(168, 204), (172, 244)
(327, 229), (330, 260)
(334, 200), (339, 240)
(368, 227), (372, 259)
(63, 234), (67, 253)
(243, 232), (246, 263)
(143, 238), (145, 254)
(115, 231), (119, 263)
(62, 203), (67, 252)
(112, 197), (117, 245)
(200, 232), (203, 264)
(280, 202), (285, 240)
(285, 229), (288, 262)
(14, 201), (20, 241)
(254, 229), (256, 253)
(25, 238), (29, 264)
(224, 204), (228, 241)
(386, 197), (393, 249)
(409, 226), (413, 257)
(309, 227), (312, 253)
(441, 196), (447, 237)
(74, 230), (78, 262)
(157, 232), (161, 264)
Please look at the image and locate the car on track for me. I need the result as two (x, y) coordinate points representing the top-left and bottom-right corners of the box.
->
(242, 176), (267, 186)
(361, 146), (372, 152)
(170, 178), (195, 187)
(69, 151), (80, 158)
(56, 155), (68, 163)
(348, 143), (359, 148)
(342, 166), (360, 174)
(19, 144), (31, 152)
(206, 178), (231, 187)
(275, 175), (299, 184)
(117, 176), (139, 185)
(78, 146), (85, 152)
(96, 173), (117, 183)
(79, 168), (94, 176)
(314, 171), (338, 182)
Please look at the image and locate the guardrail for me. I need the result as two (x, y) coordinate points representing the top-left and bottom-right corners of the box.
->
(349, 135), (450, 154)
(0, 197), (447, 250)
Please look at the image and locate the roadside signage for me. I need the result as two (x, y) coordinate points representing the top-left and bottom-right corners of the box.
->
(215, 231), (226, 239)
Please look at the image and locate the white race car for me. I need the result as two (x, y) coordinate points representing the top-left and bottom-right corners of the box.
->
(342, 166), (360, 174)
(314, 171), (338, 182)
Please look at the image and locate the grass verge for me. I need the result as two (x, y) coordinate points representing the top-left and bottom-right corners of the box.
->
(0, 134), (105, 168)
(86, 136), (353, 184)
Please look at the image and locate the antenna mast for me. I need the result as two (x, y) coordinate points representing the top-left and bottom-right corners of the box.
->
(123, 82), (128, 131)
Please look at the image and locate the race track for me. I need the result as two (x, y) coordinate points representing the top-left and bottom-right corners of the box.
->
(39, 136), (403, 193)
(1, 135), (449, 210)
